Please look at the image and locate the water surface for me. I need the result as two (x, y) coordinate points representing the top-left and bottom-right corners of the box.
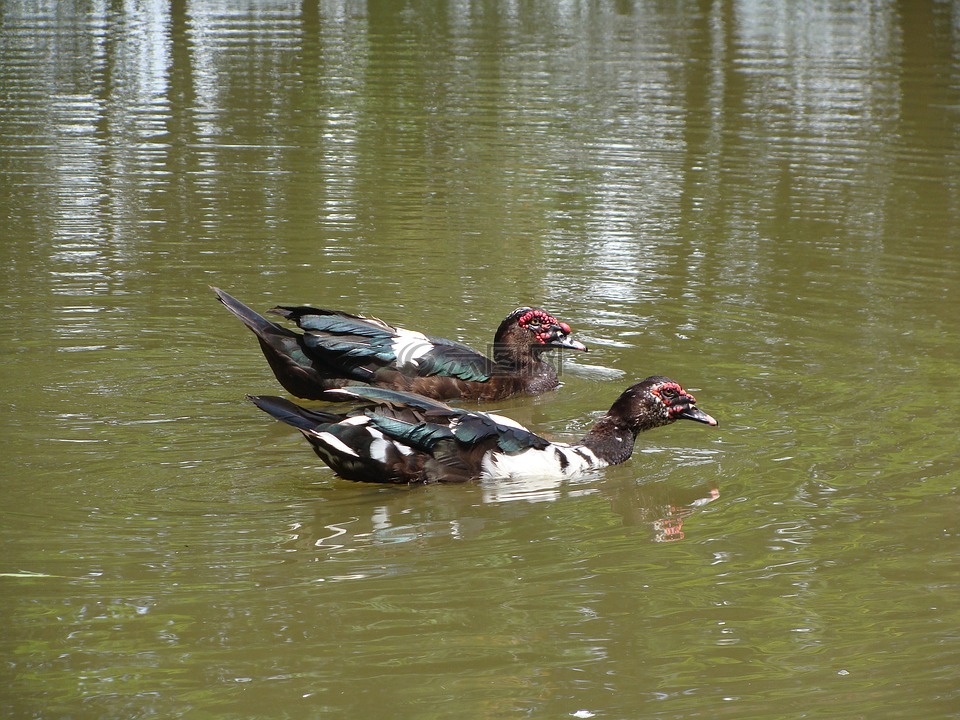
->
(2, 1), (959, 718)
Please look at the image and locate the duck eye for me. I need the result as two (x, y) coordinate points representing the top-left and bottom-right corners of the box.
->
(520, 311), (548, 329)
(660, 387), (678, 400)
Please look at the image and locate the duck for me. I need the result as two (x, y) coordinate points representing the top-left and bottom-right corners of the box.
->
(247, 376), (717, 484)
(214, 287), (587, 401)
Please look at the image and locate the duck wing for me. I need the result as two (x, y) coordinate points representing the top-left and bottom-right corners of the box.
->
(275, 306), (495, 383)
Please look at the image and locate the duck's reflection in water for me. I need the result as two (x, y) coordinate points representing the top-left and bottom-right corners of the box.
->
(276, 476), (721, 560)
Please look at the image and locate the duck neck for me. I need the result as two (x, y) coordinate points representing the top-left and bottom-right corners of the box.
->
(493, 345), (554, 377)
(580, 415), (637, 466)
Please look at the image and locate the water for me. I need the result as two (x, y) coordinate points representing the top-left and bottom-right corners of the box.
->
(2, 1), (960, 717)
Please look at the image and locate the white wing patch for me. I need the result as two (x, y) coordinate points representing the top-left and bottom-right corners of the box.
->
(312, 431), (360, 458)
(482, 412), (528, 430)
(366, 426), (390, 463)
(391, 329), (434, 368)
(323, 414), (416, 460)
(392, 442), (415, 456)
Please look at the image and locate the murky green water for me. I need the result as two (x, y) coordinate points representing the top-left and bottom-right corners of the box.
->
(2, 1), (960, 717)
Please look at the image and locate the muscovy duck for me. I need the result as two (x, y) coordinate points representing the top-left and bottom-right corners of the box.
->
(247, 376), (717, 484)
(214, 287), (587, 401)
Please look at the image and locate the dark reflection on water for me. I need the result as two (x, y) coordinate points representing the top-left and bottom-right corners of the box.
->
(270, 478), (722, 557)
(3, 0), (960, 718)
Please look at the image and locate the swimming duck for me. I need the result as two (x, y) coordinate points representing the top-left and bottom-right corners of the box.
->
(247, 376), (717, 484)
(214, 287), (587, 401)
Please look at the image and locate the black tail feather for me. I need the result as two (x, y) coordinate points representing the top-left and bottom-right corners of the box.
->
(213, 287), (294, 338)
(247, 394), (342, 431)
(216, 287), (346, 399)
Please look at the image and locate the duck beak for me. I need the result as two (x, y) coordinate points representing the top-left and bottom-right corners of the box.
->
(550, 335), (588, 351)
(544, 325), (588, 352)
(677, 406), (718, 426)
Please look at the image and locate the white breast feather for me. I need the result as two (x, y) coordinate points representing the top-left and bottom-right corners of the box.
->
(480, 444), (603, 480)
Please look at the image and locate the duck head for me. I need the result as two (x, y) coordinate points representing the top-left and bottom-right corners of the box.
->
(608, 375), (718, 434)
(494, 307), (588, 359)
